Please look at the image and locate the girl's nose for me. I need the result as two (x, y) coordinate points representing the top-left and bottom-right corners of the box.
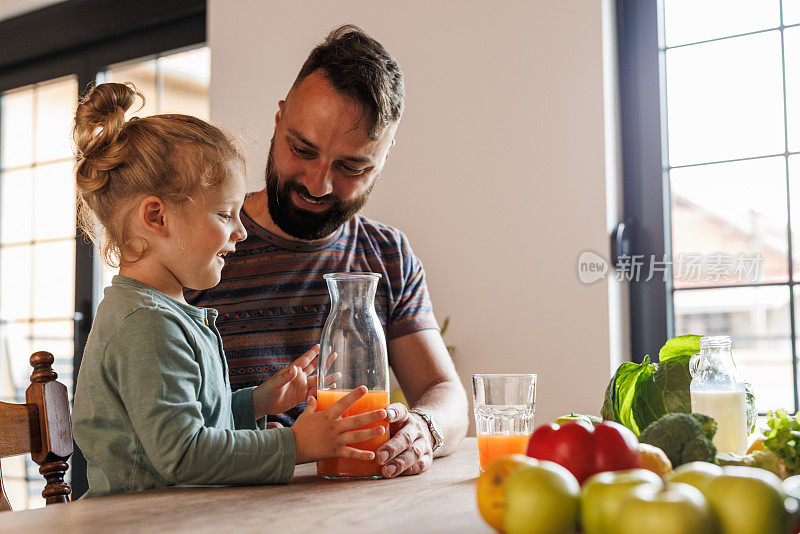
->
(232, 217), (247, 242)
(302, 162), (334, 198)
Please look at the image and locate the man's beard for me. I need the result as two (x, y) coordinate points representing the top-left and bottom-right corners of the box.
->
(265, 139), (375, 240)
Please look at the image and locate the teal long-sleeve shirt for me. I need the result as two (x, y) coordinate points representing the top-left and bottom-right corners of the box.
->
(72, 276), (296, 498)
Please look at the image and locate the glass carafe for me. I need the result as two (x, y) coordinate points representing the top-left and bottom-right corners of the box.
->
(317, 272), (389, 479)
(689, 335), (748, 454)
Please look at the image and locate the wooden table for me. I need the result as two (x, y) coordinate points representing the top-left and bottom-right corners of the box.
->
(0, 438), (493, 533)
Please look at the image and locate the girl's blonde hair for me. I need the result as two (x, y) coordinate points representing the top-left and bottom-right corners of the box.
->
(73, 82), (243, 267)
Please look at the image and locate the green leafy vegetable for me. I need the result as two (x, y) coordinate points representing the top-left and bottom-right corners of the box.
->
(601, 335), (698, 435)
(744, 383), (757, 435)
(601, 334), (757, 435)
(763, 409), (800, 476)
(659, 335), (704, 362)
(612, 359), (656, 434)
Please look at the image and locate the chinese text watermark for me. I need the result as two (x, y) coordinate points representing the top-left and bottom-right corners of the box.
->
(577, 252), (764, 284)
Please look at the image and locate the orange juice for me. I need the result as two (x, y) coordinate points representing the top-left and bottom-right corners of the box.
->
(315, 388), (390, 478)
(477, 433), (532, 471)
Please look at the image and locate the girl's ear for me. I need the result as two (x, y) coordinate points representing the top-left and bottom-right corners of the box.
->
(137, 196), (169, 237)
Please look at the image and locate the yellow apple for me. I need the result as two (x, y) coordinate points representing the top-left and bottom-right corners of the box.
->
(504, 460), (580, 534)
(581, 469), (663, 534)
(614, 482), (716, 534)
(667, 461), (722, 491)
(703, 466), (791, 534)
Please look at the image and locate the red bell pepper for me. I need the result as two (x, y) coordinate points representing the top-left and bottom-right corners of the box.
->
(526, 420), (640, 484)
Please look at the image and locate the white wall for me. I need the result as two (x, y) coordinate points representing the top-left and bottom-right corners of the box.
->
(209, 0), (616, 429)
(0, 0), (64, 21)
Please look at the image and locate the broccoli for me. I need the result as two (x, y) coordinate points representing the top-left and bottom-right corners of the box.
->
(692, 412), (717, 442)
(638, 412), (717, 468)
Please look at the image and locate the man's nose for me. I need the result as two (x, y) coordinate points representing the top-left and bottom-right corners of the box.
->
(302, 161), (334, 198)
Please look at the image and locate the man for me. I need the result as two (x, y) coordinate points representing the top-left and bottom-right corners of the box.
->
(187, 25), (467, 478)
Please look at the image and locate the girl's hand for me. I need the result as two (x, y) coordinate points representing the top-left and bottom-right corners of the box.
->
(291, 386), (387, 465)
(252, 345), (339, 418)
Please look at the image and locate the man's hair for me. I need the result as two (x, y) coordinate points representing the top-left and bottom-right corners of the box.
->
(293, 25), (404, 139)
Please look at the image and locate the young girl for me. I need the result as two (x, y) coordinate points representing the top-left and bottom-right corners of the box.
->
(71, 82), (385, 498)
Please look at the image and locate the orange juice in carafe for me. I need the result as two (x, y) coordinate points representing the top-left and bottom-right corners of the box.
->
(318, 272), (389, 479)
(315, 389), (389, 477)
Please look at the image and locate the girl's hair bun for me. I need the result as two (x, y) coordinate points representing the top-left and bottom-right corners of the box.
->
(73, 81), (243, 268)
(73, 82), (142, 192)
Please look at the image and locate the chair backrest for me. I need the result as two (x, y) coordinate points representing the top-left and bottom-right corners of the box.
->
(0, 351), (73, 511)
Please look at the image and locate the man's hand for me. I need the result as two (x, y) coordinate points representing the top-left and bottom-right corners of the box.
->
(375, 402), (434, 478)
(252, 345), (340, 418)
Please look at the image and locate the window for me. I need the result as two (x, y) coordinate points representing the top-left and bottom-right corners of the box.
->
(619, 0), (799, 414)
(0, 75), (78, 510)
(0, 0), (206, 508)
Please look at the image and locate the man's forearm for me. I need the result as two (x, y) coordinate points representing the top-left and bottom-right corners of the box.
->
(411, 379), (468, 457)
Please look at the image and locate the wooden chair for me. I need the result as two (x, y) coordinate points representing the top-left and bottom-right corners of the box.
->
(0, 351), (73, 511)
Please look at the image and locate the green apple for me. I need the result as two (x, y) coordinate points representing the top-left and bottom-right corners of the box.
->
(614, 482), (716, 534)
(704, 466), (791, 534)
(581, 469), (663, 534)
(554, 413), (602, 426)
(504, 460), (580, 534)
(668, 461), (723, 491)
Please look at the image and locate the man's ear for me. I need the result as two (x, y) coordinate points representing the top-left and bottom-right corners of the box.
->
(275, 100), (285, 126)
(384, 138), (396, 163)
(137, 196), (170, 237)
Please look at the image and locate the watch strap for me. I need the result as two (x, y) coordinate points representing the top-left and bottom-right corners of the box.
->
(410, 408), (443, 454)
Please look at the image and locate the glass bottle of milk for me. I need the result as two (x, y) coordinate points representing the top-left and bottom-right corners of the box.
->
(689, 336), (748, 454)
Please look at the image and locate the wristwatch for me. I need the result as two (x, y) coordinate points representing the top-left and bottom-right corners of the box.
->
(410, 408), (443, 454)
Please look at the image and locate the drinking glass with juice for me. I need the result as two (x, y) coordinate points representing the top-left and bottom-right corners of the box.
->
(473, 374), (537, 471)
(317, 272), (389, 479)
(476, 433), (533, 471)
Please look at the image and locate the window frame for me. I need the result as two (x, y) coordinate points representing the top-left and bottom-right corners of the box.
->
(617, 0), (800, 413)
(0, 0), (206, 500)
(616, 0), (672, 364)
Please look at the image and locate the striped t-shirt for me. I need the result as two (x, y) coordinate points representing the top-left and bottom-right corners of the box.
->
(185, 210), (439, 423)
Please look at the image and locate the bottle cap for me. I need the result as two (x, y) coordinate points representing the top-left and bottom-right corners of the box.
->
(700, 335), (732, 349)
